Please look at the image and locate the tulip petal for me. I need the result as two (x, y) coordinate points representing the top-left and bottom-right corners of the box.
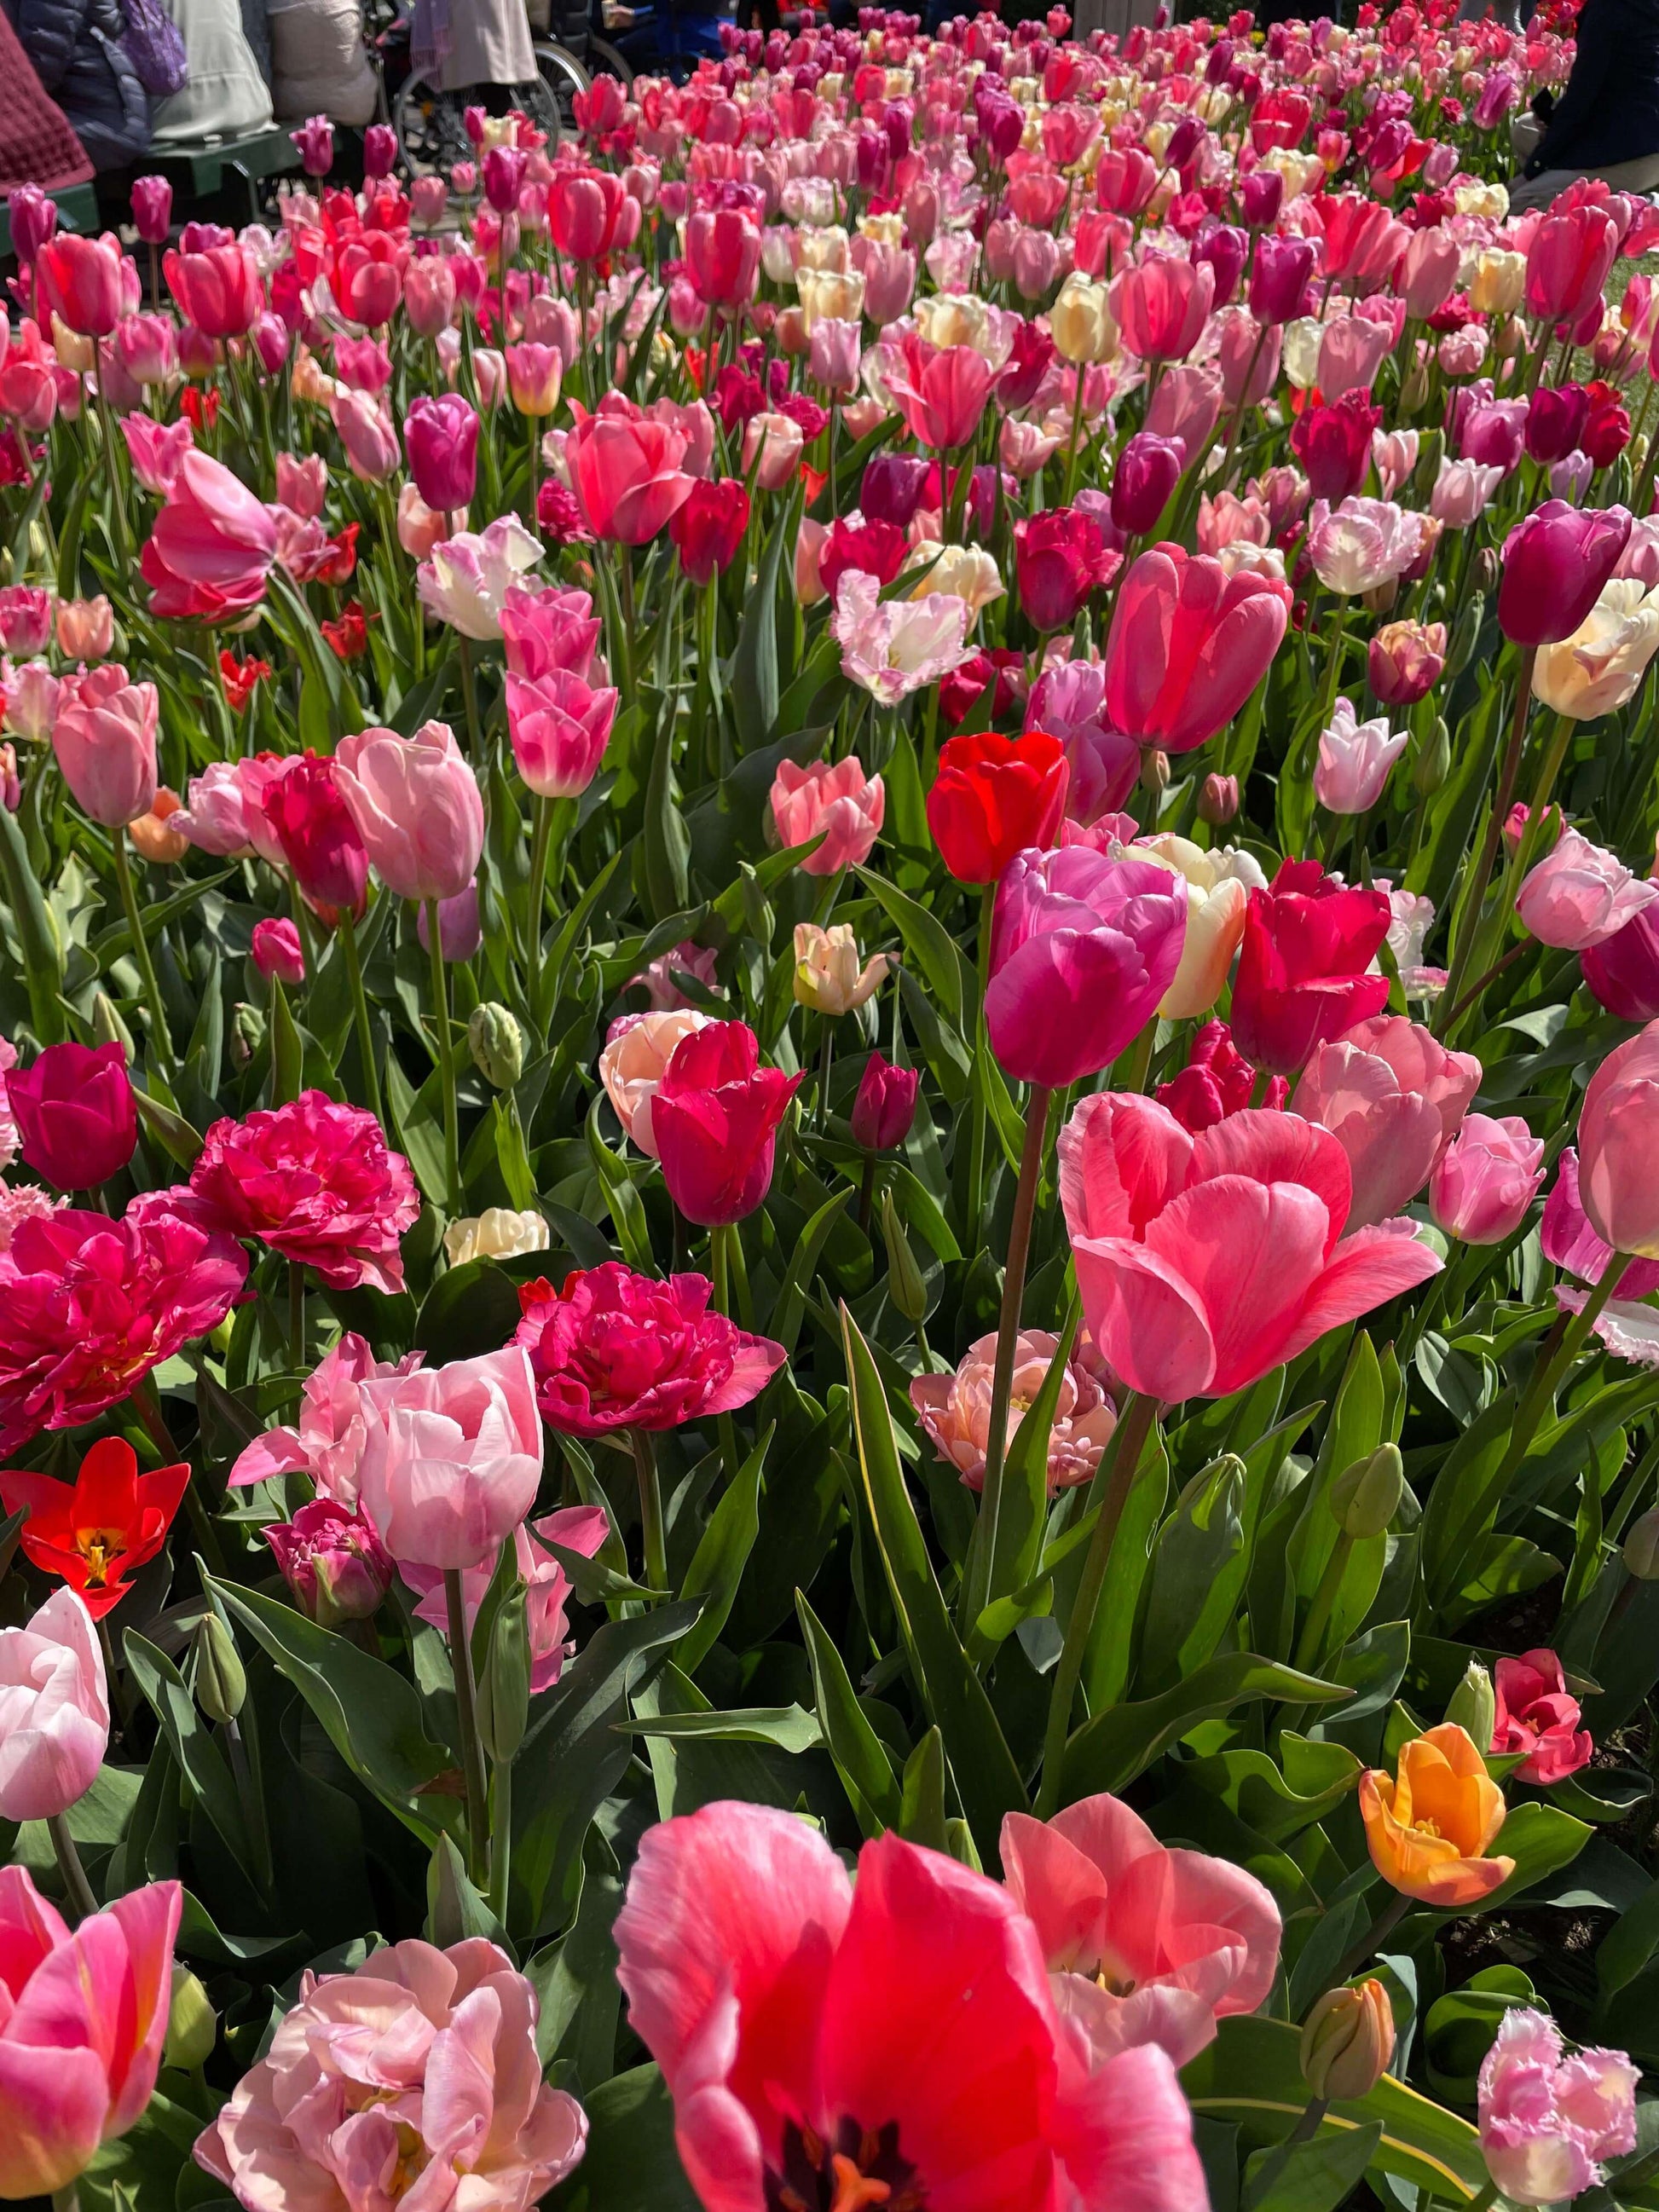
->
(1142, 1177), (1332, 1398)
(1278, 1219), (1444, 1371)
(1053, 2041), (1210, 2212)
(0, 2041), (113, 2195)
(1188, 1107), (1353, 1247)
(1072, 1233), (1216, 1402)
(1058, 1093), (1194, 1245)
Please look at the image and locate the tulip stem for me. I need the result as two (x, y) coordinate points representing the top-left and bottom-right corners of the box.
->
(1036, 1393), (1159, 1817)
(632, 1428), (668, 1592)
(817, 1016), (835, 1129)
(47, 1812), (99, 1920)
(858, 1154), (876, 1236)
(1438, 646), (1536, 1036)
(289, 1260), (306, 1371)
(425, 900), (462, 1215)
(525, 794), (553, 1016)
(338, 913), (384, 1128)
(456, 637), (486, 764)
(112, 830), (176, 1079)
(960, 1083), (1051, 1637)
(443, 1569), (490, 1891)
(1330, 1890), (1410, 1990)
(52, 2186), (82, 2212)
(488, 1760), (512, 1926)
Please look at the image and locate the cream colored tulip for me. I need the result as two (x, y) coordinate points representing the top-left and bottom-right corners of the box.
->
(858, 211), (905, 247)
(796, 223), (852, 274)
(794, 924), (889, 1016)
(1533, 580), (1659, 721)
(1468, 248), (1526, 317)
(443, 1208), (551, 1268)
(798, 265), (866, 332)
(1454, 181), (1509, 221)
(1050, 274), (1119, 367)
(598, 1008), (712, 1159)
(1281, 316), (1325, 391)
(1136, 834), (1263, 1019)
(914, 292), (992, 355)
(910, 544), (1004, 620)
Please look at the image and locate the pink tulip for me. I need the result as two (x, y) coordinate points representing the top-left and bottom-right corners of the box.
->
(1314, 698), (1409, 814)
(1478, 2009), (1635, 2208)
(402, 256), (457, 336)
(1146, 361), (1224, 453)
(1431, 1114), (1546, 1245)
(1102, 545), (1291, 754)
(0, 586), (52, 656)
(333, 719), (484, 905)
(769, 754), (886, 875)
(329, 388), (401, 482)
(1216, 307), (1280, 409)
(1291, 1014), (1481, 1231)
(1576, 1020), (1659, 1261)
(1060, 1092), (1442, 1402)
(416, 516), (542, 640)
(354, 1347), (543, 1571)
(405, 392), (478, 512)
(0, 1587), (107, 1821)
(1541, 1146), (1659, 1296)
(1517, 829), (1659, 951)
(1492, 1650), (1593, 1787)
(0, 1868), (182, 2197)
(36, 233), (124, 338)
(141, 452), (279, 621)
(416, 879), (481, 963)
(402, 1505), (610, 1689)
(120, 413), (194, 497)
(113, 314), (177, 389)
(1398, 227), (1461, 320)
(1110, 251), (1215, 363)
(55, 595), (113, 662)
(565, 396), (692, 544)
(988, 848), (1188, 1089)
(1499, 501), (1632, 648)
(614, 1800), (1206, 2212)
(1002, 1791), (1280, 2066)
(275, 451), (327, 521)
(886, 332), (996, 451)
(1317, 313), (1394, 400)
(1523, 204), (1618, 325)
(51, 665), (159, 828)
(741, 408), (805, 490)
(1430, 458), (1506, 530)
(506, 667), (618, 798)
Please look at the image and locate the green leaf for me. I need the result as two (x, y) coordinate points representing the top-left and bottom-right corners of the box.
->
(1598, 1877), (1659, 2006)
(584, 1098), (656, 1274)
(840, 1303), (1027, 1852)
(122, 1632), (254, 1879)
(898, 1727), (949, 1852)
(619, 1704), (824, 1754)
(986, 1297), (1082, 1618)
(1473, 1801), (1591, 1912)
(730, 507), (789, 749)
(386, 1053), (449, 1208)
(797, 1590), (903, 1835)
(767, 1187), (853, 1355)
(269, 975), (306, 1109)
(1244, 2121), (1383, 2212)
(1061, 1653), (1352, 1802)
(207, 1576), (450, 1839)
(1140, 1453), (1250, 1693)
(855, 865), (967, 1025)
(675, 1424), (769, 1674)
(642, 702), (692, 922)
(413, 1258), (525, 1363)
(546, 2065), (698, 2212)
(527, 1846), (624, 2073)
(0, 796), (65, 1042)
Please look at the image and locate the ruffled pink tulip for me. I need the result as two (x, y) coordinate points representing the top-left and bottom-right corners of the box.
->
(353, 1348), (544, 1572)
(1291, 1014), (1480, 1232)
(0, 1587), (107, 1821)
(911, 1330), (1117, 1493)
(1431, 1114), (1546, 1245)
(1002, 1791), (1280, 2066)
(1060, 1092), (1442, 1402)
(1517, 828), (1659, 950)
(229, 1332), (424, 1505)
(333, 719), (485, 905)
(1492, 1650), (1593, 1786)
(1478, 2009), (1634, 2209)
(770, 754), (886, 875)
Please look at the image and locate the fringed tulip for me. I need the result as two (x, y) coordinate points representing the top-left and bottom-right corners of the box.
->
(1477, 2010), (1636, 2209)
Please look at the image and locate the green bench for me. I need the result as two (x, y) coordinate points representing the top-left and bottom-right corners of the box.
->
(0, 181), (99, 260)
(145, 126), (302, 223)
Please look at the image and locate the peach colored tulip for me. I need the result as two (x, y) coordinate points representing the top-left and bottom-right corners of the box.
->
(911, 1331), (1116, 1494)
(599, 1009), (712, 1160)
(1359, 1723), (1513, 1907)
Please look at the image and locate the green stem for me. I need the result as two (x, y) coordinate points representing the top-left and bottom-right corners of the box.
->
(817, 1015), (835, 1130)
(959, 1083), (1051, 1633)
(112, 831), (175, 1077)
(289, 1258), (306, 1370)
(52, 2184), (83, 2212)
(132, 1377), (223, 1574)
(1036, 1393), (1159, 1816)
(443, 1568), (490, 1890)
(1292, 1532), (1355, 1675)
(1437, 646), (1537, 1035)
(48, 1811), (98, 1920)
(425, 899), (461, 1215)
(223, 1715), (276, 1902)
(488, 1757), (512, 1925)
(632, 1427), (668, 1591)
(1329, 1889), (1411, 1990)
(456, 634), (486, 762)
(338, 913), (384, 1127)
(524, 792), (553, 1014)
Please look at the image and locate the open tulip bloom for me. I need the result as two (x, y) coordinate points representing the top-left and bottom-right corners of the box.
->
(3, 18), (1659, 2212)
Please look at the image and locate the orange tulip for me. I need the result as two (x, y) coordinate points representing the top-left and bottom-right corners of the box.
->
(1359, 1723), (1514, 1908)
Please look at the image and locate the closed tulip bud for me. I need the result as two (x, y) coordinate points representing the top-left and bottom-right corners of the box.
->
(468, 1002), (524, 1089)
(1622, 1507), (1659, 1580)
(165, 1966), (217, 2071)
(1301, 1981), (1396, 2101)
(1447, 592), (1486, 679)
(1445, 1660), (1497, 1748)
(738, 862), (774, 947)
(880, 1185), (928, 1321)
(476, 1578), (530, 1764)
(1198, 772), (1240, 826)
(1400, 359), (1430, 413)
(192, 1613), (246, 1724)
(1141, 746), (1171, 794)
(92, 989), (136, 1061)
(1329, 1444), (1403, 1539)
(232, 1001), (267, 1068)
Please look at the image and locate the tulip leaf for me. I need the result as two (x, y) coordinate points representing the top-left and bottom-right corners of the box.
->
(122, 1630), (257, 1879)
(1061, 1652), (1352, 1805)
(618, 1703), (823, 1755)
(1244, 2122), (1384, 2212)
(1139, 1453), (1250, 1695)
(642, 699), (692, 922)
(545, 2064), (699, 2212)
(413, 1257), (525, 1363)
(584, 1097), (656, 1274)
(985, 1295), (1081, 1621)
(730, 504), (789, 750)
(206, 1575), (452, 1841)
(0, 796), (66, 1043)
(674, 1424), (770, 1674)
(798, 1590), (904, 1836)
(767, 1187), (853, 1355)
(385, 1051), (450, 1207)
(840, 1302), (1027, 1851)
(855, 866), (967, 1025)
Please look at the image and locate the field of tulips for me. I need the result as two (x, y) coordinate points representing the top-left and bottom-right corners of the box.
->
(8, 2), (1659, 2206)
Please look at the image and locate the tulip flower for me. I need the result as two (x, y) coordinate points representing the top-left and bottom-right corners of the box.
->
(1002, 1792), (1280, 2065)
(1102, 546), (1291, 755)
(0, 586), (52, 656)
(1582, 897), (1659, 1023)
(1060, 1092), (1440, 1403)
(1516, 829), (1659, 951)
(1247, 233), (1317, 326)
(350, 1347), (543, 1574)
(742, 410), (804, 491)
(162, 243), (262, 338)
(1289, 392), (1381, 504)
(142, 453), (279, 621)
(1499, 501), (1633, 648)
(1431, 1114), (1546, 1245)
(51, 666), (159, 828)
(1049, 273), (1119, 365)
(599, 1010), (712, 1162)
(262, 754), (370, 925)
(1127, 835), (1257, 1019)
(1369, 619), (1446, 707)
(1231, 862), (1393, 1075)
(668, 477), (749, 586)
(830, 571), (972, 703)
(614, 1802), (1206, 2212)
(263, 1499), (395, 1626)
(1533, 580), (1659, 720)
(565, 399), (692, 544)
(1305, 498), (1425, 597)
(927, 730), (1069, 885)
(1491, 1649), (1593, 1786)
(1477, 2010), (1636, 2209)
(651, 1021), (801, 1228)
(404, 393), (480, 513)
(6, 1040), (137, 1192)
(548, 165), (628, 261)
(1523, 204), (1618, 325)
(1360, 1722), (1512, 1906)
(36, 232), (125, 338)
(793, 923), (888, 1017)
(1110, 251), (1215, 364)
(1291, 1014), (1480, 1232)
(130, 174), (172, 245)
(770, 755), (885, 876)
(913, 1331), (1118, 1495)
(1302, 1981), (1396, 2102)
(886, 332), (996, 452)
(0, 1868), (182, 2198)
(0, 1588), (109, 1822)
(506, 667), (617, 800)
(55, 594), (113, 661)
(1576, 1021), (1659, 1261)
(416, 516), (543, 640)
(851, 1054), (920, 1152)
(1015, 507), (1119, 632)
(251, 916), (306, 987)
(0, 1436), (190, 1620)
(1314, 698), (1410, 815)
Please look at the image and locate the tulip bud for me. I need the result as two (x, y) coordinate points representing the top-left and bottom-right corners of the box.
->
(1622, 1506), (1659, 1580)
(1140, 747), (1171, 794)
(1471, 546), (1500, 596)
(880, 1185), (928, 1321)
(1328, 1444), (1403, 1539)
(165, 1965), (217, 2071)
(1632, 434), (1651, 481)
(1444, 1660), (1496, 1748)
(476, 1577), (530, 1764)
(1446, 592), (1485, 679)
(468, 1002), (524, 1089)
(232, 1000), (266, 1069)
(92, 989), (137, 1063)
(192, 1613), (246, 1724)
(1400, 359), (1430, 414)
(739, 861), (775, 947)
(1197, 771), (1240, 826)
(1412, 719), (1451, 799)
(1301, 1980), (1396, 2100)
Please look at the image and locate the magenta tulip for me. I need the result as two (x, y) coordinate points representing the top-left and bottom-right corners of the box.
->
(1499, 502), (1633, 647)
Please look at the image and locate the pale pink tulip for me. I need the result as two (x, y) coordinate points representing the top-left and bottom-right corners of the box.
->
(0, 1587), (108, 1821)
(1292, 1014), (1480, 1232)
(1314, 698), (1409, 814)
(355, 1348), (543, 1570)
(334, 720), (484, 905)
(1431, 1114), (1547, 1245)
(1478, 2010), (1636, 2209)
(599, 1009), (713, 1159)
(1517, 828), (1659, 950)
(770, 754), (886, 875)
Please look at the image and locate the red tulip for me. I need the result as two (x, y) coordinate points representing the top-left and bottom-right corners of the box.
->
(1290, 392), (1382, 503)
(547, 166), (628, 263)
(261, 753), (369, 924)
(35, 234), (124, 338)
(926, 730), (1070, 884)
(1229, 860), (1393, 1075)
(1015, 506), (1118, 632)
(0, 1438), (189, 1619)
(1523, 204), (1618, 325)
(1315, 193), (1408, 296)
(1102, 544), (1290, 754)
(668, 477), (750, 585)
(651, 1020), (801, 1226)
